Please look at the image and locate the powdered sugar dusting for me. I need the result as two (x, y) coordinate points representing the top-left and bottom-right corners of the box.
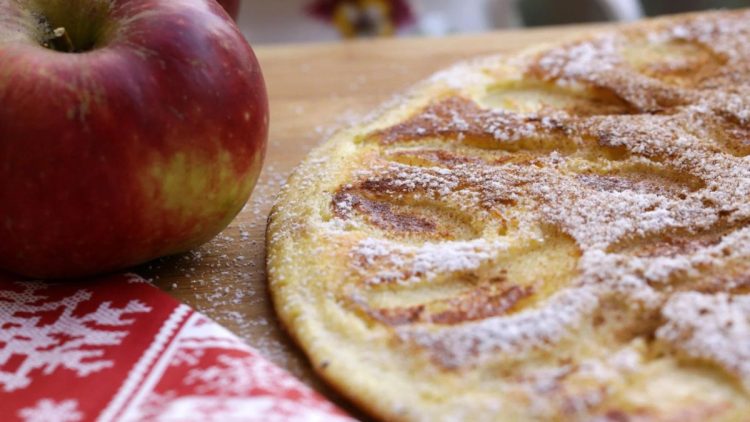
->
(351, 238), (507, 285)
(536, 34), (620, 82)
(658, 292), (750, 391)
(403, 286), (599, 367)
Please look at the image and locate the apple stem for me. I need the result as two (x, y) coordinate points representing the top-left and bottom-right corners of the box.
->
(50, 27), (75, 53)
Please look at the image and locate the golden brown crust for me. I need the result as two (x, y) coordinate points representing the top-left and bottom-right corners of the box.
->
(268, 10), (750, 421)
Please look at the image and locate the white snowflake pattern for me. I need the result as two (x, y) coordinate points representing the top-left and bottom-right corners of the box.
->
(18, 399), (83, 422)
(185, 354), (264, 395)
(169, 347), (205, 367)
(154, 397), (352, 422)
(183, 352), (327, 406)
(0, 282), (152, 392)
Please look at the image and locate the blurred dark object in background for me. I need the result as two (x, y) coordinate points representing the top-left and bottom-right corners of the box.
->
(306, 0), (415, 38)
(520, 0), (611, 26)
(640, 0), (750, 15)
(237, 0), (750, 44)
(521, 0), (750, 26)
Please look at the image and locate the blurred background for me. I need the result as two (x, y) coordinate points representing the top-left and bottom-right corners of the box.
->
(236, 0), (750, 44)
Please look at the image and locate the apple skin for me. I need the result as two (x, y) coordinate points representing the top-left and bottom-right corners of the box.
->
(0, 0), (268, 278)
(216, 0), (240, 20)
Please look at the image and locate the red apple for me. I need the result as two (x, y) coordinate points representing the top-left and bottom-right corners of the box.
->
(217, 0), (240, 20)
(0, 0), (268, 278)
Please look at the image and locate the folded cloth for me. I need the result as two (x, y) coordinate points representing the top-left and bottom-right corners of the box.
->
(0, 273), (352, 422)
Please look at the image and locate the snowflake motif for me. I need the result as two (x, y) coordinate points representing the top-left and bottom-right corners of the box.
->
(184, 353), (303, 396)
(0, 282), (152, 392)
(192, 398), (234, 416)
(18, 399), (83, 422)
(145, 397), (351, 422)
(185, 354), (261, 395)
(169, 347), (205, 367)
(134, 391), (180, 420)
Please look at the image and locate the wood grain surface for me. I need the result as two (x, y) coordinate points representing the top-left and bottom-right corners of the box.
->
(140, 22), (608, 413)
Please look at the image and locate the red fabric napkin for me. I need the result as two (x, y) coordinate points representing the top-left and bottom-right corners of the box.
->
(0, 273), (352, 422)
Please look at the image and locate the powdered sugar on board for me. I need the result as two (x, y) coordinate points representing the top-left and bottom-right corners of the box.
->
(138, 95), (378, 391)
(139, 163), (294, 369)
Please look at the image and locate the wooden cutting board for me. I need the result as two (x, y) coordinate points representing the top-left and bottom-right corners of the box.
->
(141, 22), (608, 411)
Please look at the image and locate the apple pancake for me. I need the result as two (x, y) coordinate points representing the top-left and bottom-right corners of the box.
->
(268, 10), (750, 421)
